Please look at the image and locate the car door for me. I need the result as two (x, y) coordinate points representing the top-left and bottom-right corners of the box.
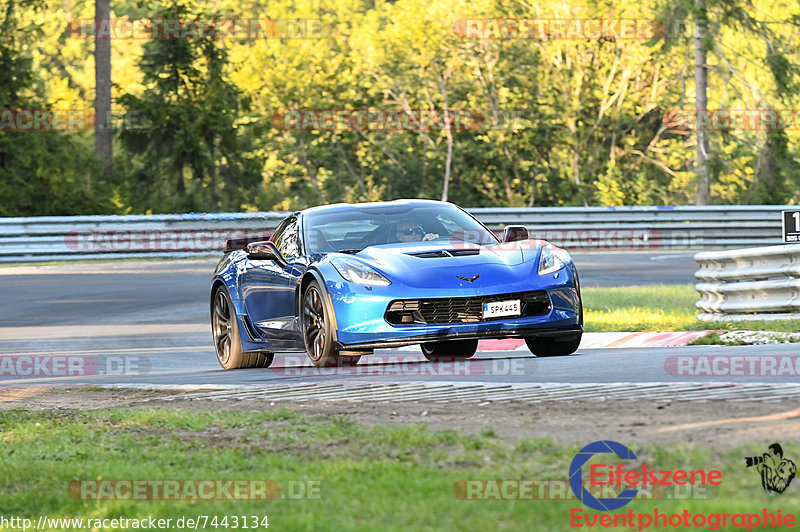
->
(241, 216), (304, 348)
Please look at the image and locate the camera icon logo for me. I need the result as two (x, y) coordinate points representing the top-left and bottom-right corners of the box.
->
(745, 443), (796, 494)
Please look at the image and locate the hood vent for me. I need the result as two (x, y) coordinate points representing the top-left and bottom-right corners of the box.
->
(407, 249), (480, 258)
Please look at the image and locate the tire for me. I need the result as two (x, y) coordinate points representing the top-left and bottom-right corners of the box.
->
(302, 280), (360, 367)
(212, 286), (274, 369)
(421, 339), (479, 362)
(525, 334), (581, 357)
(527, 276), (583, 357)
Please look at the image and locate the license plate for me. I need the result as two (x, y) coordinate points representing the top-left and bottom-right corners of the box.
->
(482, 300), (521, 319)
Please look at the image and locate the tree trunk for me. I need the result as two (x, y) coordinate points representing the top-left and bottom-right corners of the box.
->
(94, 0), (113, 171)
(439, 84), (454, 203)
(694, 0), (710, 205)
(441, 121), (453, 202)
(209, 139), (218, 212)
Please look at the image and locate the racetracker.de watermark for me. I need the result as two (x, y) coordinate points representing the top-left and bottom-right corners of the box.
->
(445, 229), (665, 250)
(67, 18), (322, 39)
(664, 109), (800, 131)
(271, 109), (482, 131)
(453, 18), (689, 40)
(0, 355), (149, 379)
(67, 479), (321, 500)
(272, 354), (528, 377)
(665, 355), (800, 377)
(0, 109), (149, 131)
(64, 229), (271, 253)
(453, 479), (715, 501)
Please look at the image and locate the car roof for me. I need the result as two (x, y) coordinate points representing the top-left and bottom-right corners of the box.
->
(300, 199), (450, 216)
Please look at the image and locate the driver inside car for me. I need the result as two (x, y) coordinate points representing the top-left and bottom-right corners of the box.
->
(394, 221), (438, 243)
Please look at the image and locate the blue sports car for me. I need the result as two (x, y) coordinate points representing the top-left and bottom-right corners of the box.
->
(210, 200), (582, 369)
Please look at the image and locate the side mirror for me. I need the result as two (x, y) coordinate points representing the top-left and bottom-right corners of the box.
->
(245, 241), (287, 267)
(502, 225), (528, 243)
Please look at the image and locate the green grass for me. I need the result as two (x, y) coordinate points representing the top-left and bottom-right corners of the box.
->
(1, 407), (798, 531)
(689, 333), (742, 346)
(583, 284), (800, 334)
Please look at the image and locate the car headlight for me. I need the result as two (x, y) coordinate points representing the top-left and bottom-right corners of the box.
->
(538, 244), (570, 275)
(331, 257), (391, 286)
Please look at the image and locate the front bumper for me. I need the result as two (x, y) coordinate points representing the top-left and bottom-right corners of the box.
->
(333, 325), (583, 350)
(323, 262), (582, 349)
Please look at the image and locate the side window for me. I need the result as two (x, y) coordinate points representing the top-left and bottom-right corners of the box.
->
(269, 219), (289, 245)
(274, 217), (301, 259)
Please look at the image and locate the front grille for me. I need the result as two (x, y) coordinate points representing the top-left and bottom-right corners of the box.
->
(385, 291), (551, 325)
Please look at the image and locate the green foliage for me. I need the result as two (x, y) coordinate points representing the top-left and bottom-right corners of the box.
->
(116, 0), (261, 212)
(2, 0), (800, 214)
(0, 0), (112, 215)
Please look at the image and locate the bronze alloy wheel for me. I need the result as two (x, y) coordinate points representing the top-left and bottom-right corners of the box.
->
(302, 284), (327, 363)
(302, 281), (360, 367)
(212, 289), (233, 366)
(211, 286), (274, 369)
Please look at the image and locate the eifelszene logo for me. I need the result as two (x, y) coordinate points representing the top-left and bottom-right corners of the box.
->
(569, 440), (722, 512)
(570, 441), (639, 511)
(745, 443), (797, 494)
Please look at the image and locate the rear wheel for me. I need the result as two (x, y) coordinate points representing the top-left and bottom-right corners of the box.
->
(212, 286), (274, 369)
(421, 339), (479, 362)
(302, 281), (360, 367)
(525, 334), (581, 357)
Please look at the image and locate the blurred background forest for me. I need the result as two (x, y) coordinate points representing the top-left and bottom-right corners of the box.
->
(1, 0), (800, 216)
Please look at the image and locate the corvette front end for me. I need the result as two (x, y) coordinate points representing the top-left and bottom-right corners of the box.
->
(316, 245), (582, 349)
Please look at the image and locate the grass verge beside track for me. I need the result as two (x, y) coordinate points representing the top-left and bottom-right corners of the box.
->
(583, 284), (799, 336)
(1, 407), (797, 531)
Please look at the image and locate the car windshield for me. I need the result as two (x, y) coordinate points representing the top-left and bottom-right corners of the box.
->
(303, 203), (498, 254)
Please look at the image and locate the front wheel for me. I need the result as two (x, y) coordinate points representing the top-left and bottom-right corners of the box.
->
(421, 339), (479, 362)
(525, 334), (581, 357)
(211, 286), (274, 369)
(302, 281), (360, 367)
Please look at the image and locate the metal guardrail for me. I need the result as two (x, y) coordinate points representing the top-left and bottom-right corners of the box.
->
(695, 244), (800, 321)
(0, 212), (287, 263)
(477, 205), (790, 250)
(0, 205), (794, 263)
